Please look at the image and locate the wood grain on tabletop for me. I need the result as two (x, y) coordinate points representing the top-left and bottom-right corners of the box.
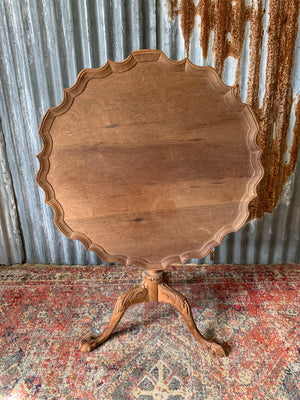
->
(37, 49), (263, 269)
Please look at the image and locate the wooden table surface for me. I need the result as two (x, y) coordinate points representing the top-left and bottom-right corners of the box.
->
(37, 49), (263, 270)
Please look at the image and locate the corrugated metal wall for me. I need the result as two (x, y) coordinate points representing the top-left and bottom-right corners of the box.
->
(0, 0), (299, 266)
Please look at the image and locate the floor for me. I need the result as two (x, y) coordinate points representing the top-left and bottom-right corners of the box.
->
(0, 263), (299, 399)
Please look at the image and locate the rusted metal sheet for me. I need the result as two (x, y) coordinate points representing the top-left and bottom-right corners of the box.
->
(0, 0), (299, 265)
(166, 0), (300, 220)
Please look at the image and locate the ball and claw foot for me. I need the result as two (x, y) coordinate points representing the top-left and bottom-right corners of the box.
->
(79, 336), (97, 352)
(206, 342), (227, 358)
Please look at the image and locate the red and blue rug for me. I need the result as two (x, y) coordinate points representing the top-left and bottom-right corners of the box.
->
(0, 263), (299, 399)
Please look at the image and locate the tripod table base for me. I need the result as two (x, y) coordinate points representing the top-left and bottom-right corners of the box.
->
(79, 269), (227, 358)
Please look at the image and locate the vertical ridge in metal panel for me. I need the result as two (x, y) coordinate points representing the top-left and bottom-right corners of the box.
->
(286, 148), (300, 261)
(0, 122), (24, 265)
(143, 0), (157, 49)
(0, 0), (45, 262)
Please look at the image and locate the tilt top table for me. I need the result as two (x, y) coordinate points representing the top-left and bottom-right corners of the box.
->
(37, 49), (263, 358)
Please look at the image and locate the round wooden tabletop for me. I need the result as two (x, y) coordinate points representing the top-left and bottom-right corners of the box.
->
(37, 50), (263, 269)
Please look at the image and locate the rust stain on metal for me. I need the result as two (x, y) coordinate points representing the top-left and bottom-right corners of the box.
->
(204, 0), (250, 79)
(179, 0), (197, 58)
(167, 0), (179, 19)
(166, 0), (300, 220)
(248, 0), (299, 219)
(196, 0), (213, 59)
(245, 2), (264, 112)
(166, 0), (196, 58)
(285, 98), (300, 179)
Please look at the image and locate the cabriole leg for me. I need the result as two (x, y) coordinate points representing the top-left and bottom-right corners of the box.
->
(158, 281), (226, 358)
(79, 283), (148, 352)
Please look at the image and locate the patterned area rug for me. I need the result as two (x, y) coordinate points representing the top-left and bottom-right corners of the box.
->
(0, 263), (299, 399)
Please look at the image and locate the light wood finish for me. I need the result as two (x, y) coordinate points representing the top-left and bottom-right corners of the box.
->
(79, 270), (226, 358)
(37, 49), (263, 358)
(37, 49), (263, 270)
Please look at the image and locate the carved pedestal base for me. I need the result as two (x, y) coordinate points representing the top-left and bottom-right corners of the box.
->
(79, 270), (227, 358)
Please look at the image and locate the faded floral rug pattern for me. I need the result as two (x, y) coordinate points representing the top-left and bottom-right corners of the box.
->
(0, 263), (299, 399)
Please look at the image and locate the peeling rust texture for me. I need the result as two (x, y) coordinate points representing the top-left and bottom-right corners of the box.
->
(167, 0), (180, 19)
(167, 0), (300, 220)
(179, 0), (196, 58)
(167, 0), (196, 57)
